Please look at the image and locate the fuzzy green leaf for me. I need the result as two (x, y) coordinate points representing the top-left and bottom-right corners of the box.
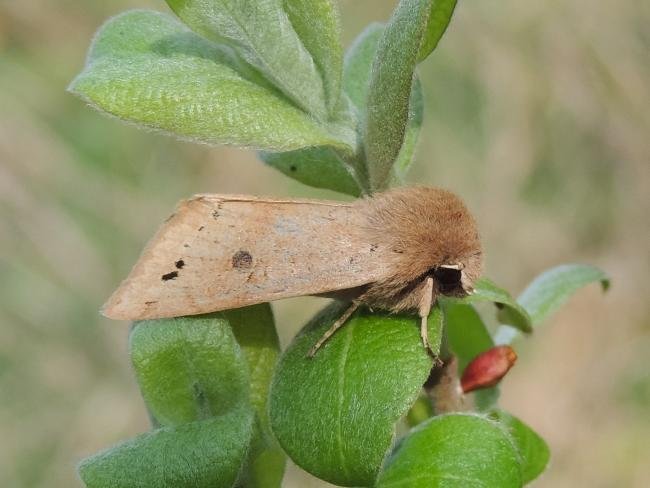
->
(78, 408), (253, 488)
(261, 146), (362, 196)
(495, 264), (609, 344)
(490, 411), (550, 484)
(69, 11), (353, 153)
(450, 278), (533, 334)
(405, 395), (435, 428)
(130, 314), (250, 427)
(343, 23), (384, 114)
(418, 0), (458, 62)
(517, 264), (609, 325)
(345, 23), (423, 187)
(443, 303), (499, 410)
(376, 413), (523, 488)
(165, 0), (328, 119)
(444, 303), (493, 373)
(269, 302), (442, 486)
(364, 0), (432, 190)
(225, 305), (286, 488)
(283, 0), (343, 114)
(258, 91), (363, 195)
(392, 77), (423, 184)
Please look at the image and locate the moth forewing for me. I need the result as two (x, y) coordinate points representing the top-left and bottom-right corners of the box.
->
(102, 195), (390, 321)
(103, 187), (483, 356)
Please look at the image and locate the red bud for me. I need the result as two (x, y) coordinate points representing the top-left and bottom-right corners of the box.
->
(461, 345), (517, 393)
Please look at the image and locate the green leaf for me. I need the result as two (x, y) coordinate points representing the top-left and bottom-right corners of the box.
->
(405, 395), (435, 428)
(427, 304), (445, 357)
(443, 303), (500, 410)
(269, 302), (441, 486)
(417, 0), (458, 62)
(376, 414), (523, 488)
(127, 309), (282, 488)
(391, 77), (423, 184)
(489, 411), (550, 484)
(78, 408), (253, 488)
(364, 0), (433, 190)
(225, 305), (286, 488)
(443, 304), (492, 372)
(343, 23), (385, 113)
(165, 0), (327, 119)
(449, 278), (533, 334)
(495, 264), (609, 345)
(517, 264), (609, 325)
(260, 146), (362, 196)
(224, 305), (279, 438)
(344, 23), (423, 188)
(283, 0), (343, 115)
(69, 11), (353, 153)
(130, 314), (250, 427)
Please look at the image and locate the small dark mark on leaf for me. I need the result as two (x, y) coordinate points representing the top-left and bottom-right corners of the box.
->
(162, 271), (178, 281)
(192, 382), (211, 418)
(232, 250), (253, 270)
(290, 165), (297, 172)
(175, 259), (185, 269)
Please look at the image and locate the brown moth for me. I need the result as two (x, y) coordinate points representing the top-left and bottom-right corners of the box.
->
(103, 186), (482, 356)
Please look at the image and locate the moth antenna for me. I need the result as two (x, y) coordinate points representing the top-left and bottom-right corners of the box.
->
(307, 301), (360, 358)
(419, 277), (436, 358)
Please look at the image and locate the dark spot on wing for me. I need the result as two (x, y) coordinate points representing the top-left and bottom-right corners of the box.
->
(175, 259), (185, 269)
(232, 250), (253, 270)
(212, 202), (223, 220)
(162, 271), (178, 281)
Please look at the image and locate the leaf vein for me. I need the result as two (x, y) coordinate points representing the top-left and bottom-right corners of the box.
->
(335, 321), (354, 479)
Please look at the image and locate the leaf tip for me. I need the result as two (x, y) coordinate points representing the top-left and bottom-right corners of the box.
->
(600, 276), (611, 292)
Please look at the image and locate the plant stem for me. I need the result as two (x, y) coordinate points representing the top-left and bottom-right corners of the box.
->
(424, 356), (467, 414)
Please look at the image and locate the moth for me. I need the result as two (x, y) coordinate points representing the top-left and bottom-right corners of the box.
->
(103, 186), (482, 356)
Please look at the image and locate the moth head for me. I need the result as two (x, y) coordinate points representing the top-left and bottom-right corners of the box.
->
(432, 259), (479, 298)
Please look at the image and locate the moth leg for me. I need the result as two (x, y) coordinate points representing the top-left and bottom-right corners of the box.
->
(307, 301), (360, 358)
(419, 277), (435, 357)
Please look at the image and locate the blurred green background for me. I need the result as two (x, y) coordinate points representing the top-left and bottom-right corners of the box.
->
(1, 0), (649, 486)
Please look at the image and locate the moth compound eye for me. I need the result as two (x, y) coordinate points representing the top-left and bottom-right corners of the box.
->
(433, 266), (462, 293)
